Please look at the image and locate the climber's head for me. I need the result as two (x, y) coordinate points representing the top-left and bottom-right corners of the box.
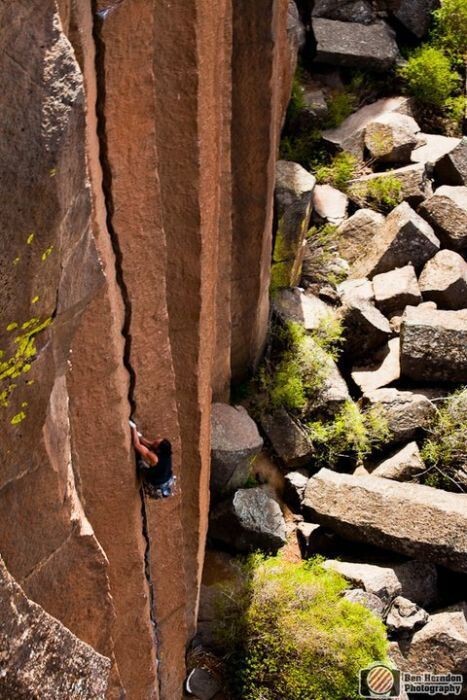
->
(155, 438), (172, 458)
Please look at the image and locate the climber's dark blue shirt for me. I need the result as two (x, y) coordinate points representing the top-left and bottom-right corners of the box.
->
(139, 441), (173, 486)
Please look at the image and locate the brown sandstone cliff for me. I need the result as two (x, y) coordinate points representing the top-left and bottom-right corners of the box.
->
(0, 1), (296, 698)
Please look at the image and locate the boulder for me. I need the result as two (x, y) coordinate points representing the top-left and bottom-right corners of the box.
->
(362, 388), (435, 444)
(393, 0), (438, 38)
(338, 277), (374, 305)
(411, 133), (460, 170)
(340, 299), (392, 360)
(284, 469), (309, 511)
(312, 18), (400, 72)
(435, 137), (467, 186)
(373, 265), (422, 316)
(296, 522), (336, 557)
(342, 589), (385, 618)
(400, 306), (467, 383)
(419, 185), (467, 251)
(0, 557), (110, 699)
(351, 337), (400, 393)
(324, 560), (402, 603)
(324, 559), (437, 607)
(364, 112), (420, 164)
(312, 183), (348, 225)
(348, 162), (431, 207)
(351, 201), (440, 279)
(336, 209), (385, 265)
(419, 249), (467, 310)
(323, 96), (413, 157)
(185, 668), (222, 700)
(315, 353), (352, 413)
(303, 469), (467, 573)
(312, 0), (376, 24)
(209, 487), (287, 553)
(302, 84), (328, 118)
(393, 610), (467, 678)
(210, 404), (263, 499)
(372, 442), (424, 482)
(260, 408), (314, 468)
(272, 161), (316, 287)
(272, 288), (335, 331)
(386, 596), (428, 636)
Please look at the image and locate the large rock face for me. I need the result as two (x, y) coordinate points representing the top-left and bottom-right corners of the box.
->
(0, 557), (110, 699)
(0, 1), (295, 698)
(303, 469), (467, 573)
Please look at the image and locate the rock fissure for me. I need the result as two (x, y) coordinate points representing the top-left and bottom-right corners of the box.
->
(92, 5), (160, 676)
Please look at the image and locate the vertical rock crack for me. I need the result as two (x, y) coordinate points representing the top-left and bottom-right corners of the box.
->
(91, 2), (159, 657)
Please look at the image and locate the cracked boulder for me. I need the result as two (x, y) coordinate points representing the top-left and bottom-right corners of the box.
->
(419, 185), (467, 251)
(386, 596), (428, 637)
(400, 306), (467, 383)
(312, 18), (400, 71)
(372, 442), (424, 482)
(362, 388), (435, 444)
(272, 161), (316, 287)
(364, 112), (420, 164)
(323, 559), (437, 607)
(336, 209), (385, 266)
(393, 0), (438, 38)
(312, 183), (348, 225)
(260, 408), (314, 468)
(348, 163), (431, 208)
(435, 137), (467, 186)
(392, 609), (467, 678)
(351, 201), (440, 279)
(351, 337), (400, 393)
(373, 264), (421, 316)
(340, 299), (391, 361)
(0, 556), (110, 700)
(411, 133), (461, 170)
(210, 404), (263, 500)
(272, 288), (335, 331)
(303, 468), (467, 573)
(284, 469), (309, 511)
(311, 0), (376, 24)
(323, 96), (413, 157)
(209, 487), (287, 553)
(419, 249), (467, 310)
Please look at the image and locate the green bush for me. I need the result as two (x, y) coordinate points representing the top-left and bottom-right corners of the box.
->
(349, 175), (403, 212)
(421, 388), (467, 492)
(215, 555), (389, 700)
(324, 91), (357, 129)
(308, 400), (391, 467)
(433, 0), (467, 65)
(259, 319), (343, 413)
(398, 45), (460, 107)
(315, 152), (359, 191)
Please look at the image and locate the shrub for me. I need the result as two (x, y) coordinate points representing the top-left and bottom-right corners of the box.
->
(324, 91), (357, 128)
(349, 175), (403, 212)
(397, 46), (460, 107)
(259, 319), (343, 413)
(421, 388), (467, 492)
(433, 0), (467, 66)
(308, 401), (391, 467)
(215, 555), (389, 700)
(315, 152), (359, 191)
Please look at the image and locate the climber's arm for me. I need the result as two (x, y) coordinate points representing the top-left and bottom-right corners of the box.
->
(131, 426), (158, 466)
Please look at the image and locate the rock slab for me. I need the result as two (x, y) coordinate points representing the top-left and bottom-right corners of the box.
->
(0, 557), (110, 699)
(303, 469), (467, 573)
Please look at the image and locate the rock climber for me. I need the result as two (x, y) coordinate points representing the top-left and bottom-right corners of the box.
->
(129, 420), (175, 499)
